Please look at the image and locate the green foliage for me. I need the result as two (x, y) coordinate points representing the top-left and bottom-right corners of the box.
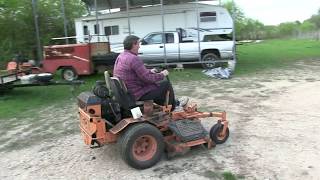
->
(299, 21), (316, 32)
(223, 1), (245, 23)
(308, 14), (320, 29)
(278, 22), (300, 38)
(222, 172), (237, 180)
(223, 1), (267, 40)
(223, 1), (320, 40)
(0, 0), (86, 66)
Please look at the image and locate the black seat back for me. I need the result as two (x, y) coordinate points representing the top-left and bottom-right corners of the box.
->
(110, 77), (136, 110)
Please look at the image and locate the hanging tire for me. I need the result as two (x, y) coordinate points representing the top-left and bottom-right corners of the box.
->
(209, 123), (229, 144)
(201, 53), (219, 69)
(61, 67), (78, 81)
(118, 123), (164, 169)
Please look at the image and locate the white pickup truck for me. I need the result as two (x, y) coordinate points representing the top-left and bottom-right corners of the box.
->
(114, 28), (236, 70)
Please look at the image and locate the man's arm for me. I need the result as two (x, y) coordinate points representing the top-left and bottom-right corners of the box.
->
(131, 57), (164, 83)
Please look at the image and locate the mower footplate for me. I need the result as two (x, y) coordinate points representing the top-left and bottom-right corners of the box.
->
(168, 119), (208, 142)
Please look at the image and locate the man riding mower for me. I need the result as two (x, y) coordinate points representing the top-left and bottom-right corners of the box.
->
(77, 71), (230, 169)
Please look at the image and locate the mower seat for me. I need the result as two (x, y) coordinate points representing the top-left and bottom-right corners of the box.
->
(104, 71), (144, 110)
(110, 77), (143, 110)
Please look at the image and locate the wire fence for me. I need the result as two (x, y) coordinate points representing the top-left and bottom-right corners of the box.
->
(295, 30), (320, 40)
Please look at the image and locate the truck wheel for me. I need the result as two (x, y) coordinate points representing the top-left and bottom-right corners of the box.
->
(201, 53), (218, 69)
(209, 123), (229, 144)
(118, 123), (164, 169)
(61, 68), (78, 81)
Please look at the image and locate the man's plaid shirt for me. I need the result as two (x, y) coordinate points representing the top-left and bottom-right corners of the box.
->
(113, 50), (164, 100)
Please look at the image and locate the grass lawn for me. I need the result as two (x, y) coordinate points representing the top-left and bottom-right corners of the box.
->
(235, 39), (320, 75)
(1, 39), (320, 119)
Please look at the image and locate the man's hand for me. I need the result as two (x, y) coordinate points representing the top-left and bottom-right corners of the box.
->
(150, 68), (158, 73)
(160, 69), (169, 76)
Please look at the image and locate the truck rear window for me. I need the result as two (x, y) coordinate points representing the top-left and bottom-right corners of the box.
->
(203, 34), (232, 42)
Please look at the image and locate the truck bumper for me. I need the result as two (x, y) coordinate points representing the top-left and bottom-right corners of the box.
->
(219, 50), (234, 60)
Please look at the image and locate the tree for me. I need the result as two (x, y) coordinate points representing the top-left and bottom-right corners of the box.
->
(308, 13), (320, 29)
(278, 22), (299, 38)
(299, 21), (316, 32)
(0, 0), (86, 66)
(223, 0), (246, 40)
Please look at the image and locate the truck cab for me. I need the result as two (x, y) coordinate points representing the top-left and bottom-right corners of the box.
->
(139, 32), (180, 63)
(136, 28), (235, 69)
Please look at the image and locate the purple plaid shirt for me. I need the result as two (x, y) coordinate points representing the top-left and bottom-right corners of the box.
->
(113, 50), (164, 100)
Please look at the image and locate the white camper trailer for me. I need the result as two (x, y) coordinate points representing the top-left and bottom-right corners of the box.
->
(75, 3), (233, 49)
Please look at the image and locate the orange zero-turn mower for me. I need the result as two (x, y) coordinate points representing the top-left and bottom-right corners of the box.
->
(77, 71), (229, 169)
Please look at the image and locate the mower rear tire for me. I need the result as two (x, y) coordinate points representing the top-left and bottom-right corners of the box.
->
(118, 123), (164, 169)
(210, 123), (229, 144)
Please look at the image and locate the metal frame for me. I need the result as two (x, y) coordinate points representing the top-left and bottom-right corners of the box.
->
(57, 0), (236, 67)
(145, 59), (232, 67)
(31, 0), (42, 62)
(61, 0), (69, 44)
(94, 0), (100, 42)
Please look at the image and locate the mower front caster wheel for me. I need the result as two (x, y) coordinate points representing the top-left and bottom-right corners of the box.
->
(210, 123), (229, 144)
(118, 123), (164, 169)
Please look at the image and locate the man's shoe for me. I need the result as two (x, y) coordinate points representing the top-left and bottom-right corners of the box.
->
(176, 96), (189, 107)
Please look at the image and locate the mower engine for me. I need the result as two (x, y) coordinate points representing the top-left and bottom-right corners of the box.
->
(77, 83), (121, 146)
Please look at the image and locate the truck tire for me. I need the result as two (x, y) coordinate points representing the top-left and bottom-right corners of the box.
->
(61, 68), (78, 81)
(118, 123), (164, 169)
(201, 53), (218, 69)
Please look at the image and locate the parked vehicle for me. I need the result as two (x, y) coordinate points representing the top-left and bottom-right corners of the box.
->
(4, 42), (118, 81)
(75, 3), (233, 50)
(76, 2), (236, 70)
(113, 28), (236, 70)
(41, 42), (118, 81)
(0, 67), (83, 94)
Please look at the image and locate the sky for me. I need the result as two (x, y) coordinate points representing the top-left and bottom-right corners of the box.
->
(233, 0), (320, 25)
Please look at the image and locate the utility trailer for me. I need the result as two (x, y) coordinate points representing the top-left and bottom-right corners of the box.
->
(0, 72), (20, 91)
(4, 41), (119, 82)
(41, 42), (119, 81)
(0, 71), (83, 94)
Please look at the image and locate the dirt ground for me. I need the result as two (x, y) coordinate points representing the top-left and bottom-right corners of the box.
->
(1, 59), (320, 180)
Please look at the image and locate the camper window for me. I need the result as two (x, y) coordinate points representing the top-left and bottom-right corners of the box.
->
(83, 25), (89, 41)
(94, 24), (99, 34)
(83, 26), (89, 35)
(200, 12), (217, 22)
(203, 33), (232, 42)
(104, 26), (119, 36)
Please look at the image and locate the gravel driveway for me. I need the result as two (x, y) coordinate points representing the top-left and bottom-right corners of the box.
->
(1, 59), (320, 180)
